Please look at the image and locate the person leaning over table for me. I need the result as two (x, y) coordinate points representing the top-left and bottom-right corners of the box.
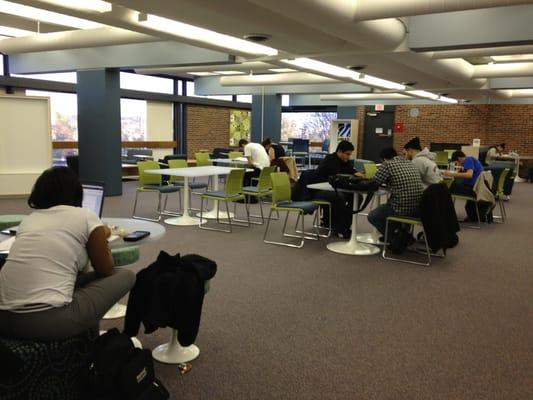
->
(443, 150), (487, 222)
(357, 147), (424, 237)
(485, 143), (505, 165)
(0, 167), (135, 341)
(403, 137), (442, 188)
(313, 140), (356, 238)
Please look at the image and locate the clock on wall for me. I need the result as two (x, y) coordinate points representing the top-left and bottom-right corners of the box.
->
(409, 107), (420, 118)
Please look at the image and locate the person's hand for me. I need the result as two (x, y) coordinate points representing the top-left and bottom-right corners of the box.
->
(442, 170), (454, 177)
(354, 172), (365, 177)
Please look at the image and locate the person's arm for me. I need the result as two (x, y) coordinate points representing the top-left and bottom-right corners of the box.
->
(243, 145), (254, 165)
(443, 169), (473, 179)
(87, 225), (114, 277)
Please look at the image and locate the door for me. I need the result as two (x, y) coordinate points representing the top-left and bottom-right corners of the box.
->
(362, 106), (395, 162)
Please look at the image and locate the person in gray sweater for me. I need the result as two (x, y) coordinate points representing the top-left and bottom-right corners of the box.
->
(404, 137), (442, 188)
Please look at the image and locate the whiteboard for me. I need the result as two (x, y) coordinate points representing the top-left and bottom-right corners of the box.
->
(0, 95), (52, 196)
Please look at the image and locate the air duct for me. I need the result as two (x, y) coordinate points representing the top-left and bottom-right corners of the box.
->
(0, 26), (159, 54)
(428, 45), (533, 59)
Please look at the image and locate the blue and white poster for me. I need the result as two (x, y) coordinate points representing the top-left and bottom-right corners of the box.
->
(338, 122), (352, 139)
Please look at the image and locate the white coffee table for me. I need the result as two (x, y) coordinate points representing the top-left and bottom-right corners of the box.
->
(307, 182), (380, 256)
(146, 166), (251, 224)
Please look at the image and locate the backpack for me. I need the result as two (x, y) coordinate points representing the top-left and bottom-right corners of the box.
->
(88, 329), (169, 400)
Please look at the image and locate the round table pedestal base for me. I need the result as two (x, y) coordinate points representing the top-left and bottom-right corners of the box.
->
(327, 239), (380, 255)
(164, 215), (205, 226)
(197, 210), (234, 219)
(152, 333), (200, 364)
(356, 232), (383, 245)
(102, 303), (127, 320)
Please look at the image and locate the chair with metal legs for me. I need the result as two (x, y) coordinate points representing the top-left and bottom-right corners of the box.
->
(199, 168), (250, 233)
(382, 216), (432, 267)
(493, 168), (510, 223)
(263, 172), (320, 248)
(238, 166), (277, 225)
(132, 161), (181, 222)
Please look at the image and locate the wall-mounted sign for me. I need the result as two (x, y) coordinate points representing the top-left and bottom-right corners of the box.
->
(473, 138), (481, 147)
(375, 104), (385, 111)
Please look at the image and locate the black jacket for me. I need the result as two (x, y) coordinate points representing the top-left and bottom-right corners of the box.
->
(315, 153), (355, 181)
(124, 251), (216, 346)
(419, 183), (460, 253)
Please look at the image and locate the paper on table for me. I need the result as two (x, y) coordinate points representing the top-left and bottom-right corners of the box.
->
(0, 236), (15, 252)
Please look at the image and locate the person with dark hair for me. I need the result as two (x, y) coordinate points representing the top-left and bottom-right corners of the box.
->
(313, 140), (356, 238)
(443, 150), (485, 220)
(261, 137), (286, 160)
(0, 167), (135, 341)
(366, 147), (424, 236)
(404, 137), (442, 188)
(485, 143), (505, 164)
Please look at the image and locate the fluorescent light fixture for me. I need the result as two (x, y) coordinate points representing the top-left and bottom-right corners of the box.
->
(492, 54), (533, 63)
(40, 0), (112, 12)
(0, 25), (35, 37)
(0, 0), (103, 29)
(138, 14), (278, 56)
(438, 96), (459, 104)
(281, 58), (405, 90)
(213, 70), (246, 75)
(188, 72), (218, 76)
(321, 93), (410, 100)
(269, 68), (296, 73)
(407, 90), (440, 100)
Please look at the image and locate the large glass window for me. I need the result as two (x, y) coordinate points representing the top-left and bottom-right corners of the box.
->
(236, 95), (252, 103)
(121, 98), (147, 142)
(0, 55), (3, 76)
(120, 72), (173, 94)
(14, 72), (77, 83)
(281, 112), (337, 142)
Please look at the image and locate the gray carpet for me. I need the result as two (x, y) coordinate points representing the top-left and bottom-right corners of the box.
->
(1, 180), (532, 400)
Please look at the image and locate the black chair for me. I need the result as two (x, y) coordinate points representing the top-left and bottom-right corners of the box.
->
(66, 155), (79, 176)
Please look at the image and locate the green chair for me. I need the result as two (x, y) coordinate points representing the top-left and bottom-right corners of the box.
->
(199, 168), (250, 233)
(364, 163), (378, 179)
(451, 191), (481, 229)
(435, 151), (449, 167)
(382, 216), (432, 266)
(195, 152), (212, 166)
(228, 151), (243, 159)
(493, 168), (510, 223)
(132, 161), (181, 222)
(238, 166), (277, 225)
(311, 199), (332, 238)
(0, 214), (25, 231)
(263, 172), (319, 248)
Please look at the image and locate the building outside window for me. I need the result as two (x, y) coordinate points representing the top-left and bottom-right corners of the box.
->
(121, 98), (147, 142)
(281, 112), (337, 142)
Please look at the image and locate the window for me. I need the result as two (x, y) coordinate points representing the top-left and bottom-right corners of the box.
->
(185, 81), (232, 100)
(281, 112), (337, 142)
(236, 95), (252, 103)
(282, 94), (290, 107)
(176, 79), (183, 95)
(229, 109), (251, 146)
(120, 72), (174, 94)
(14, 72), (77, 83)
(121, 98), (147, 142)
(0, 55), (3, 76)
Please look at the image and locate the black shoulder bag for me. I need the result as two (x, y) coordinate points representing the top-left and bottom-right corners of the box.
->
(328, 174), (379, 213)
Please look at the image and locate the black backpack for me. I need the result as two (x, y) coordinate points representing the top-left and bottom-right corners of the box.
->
(88, 329), (169, 400)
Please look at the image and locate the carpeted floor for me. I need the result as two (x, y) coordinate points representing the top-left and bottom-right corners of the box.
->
(1, 180), (532, 400)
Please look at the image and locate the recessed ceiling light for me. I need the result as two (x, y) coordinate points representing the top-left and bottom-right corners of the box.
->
(402, 81), (417, 87)
(0, 0), (103, 29)
(347, 65), (366, 71)
(243, 33), (271, 42)
(138, 14), (278, 56)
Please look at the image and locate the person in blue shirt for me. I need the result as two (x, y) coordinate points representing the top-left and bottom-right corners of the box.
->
(444, 150), (486, 221)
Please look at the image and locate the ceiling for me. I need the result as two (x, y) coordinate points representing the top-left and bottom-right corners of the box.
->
(3, 0), (533, 104)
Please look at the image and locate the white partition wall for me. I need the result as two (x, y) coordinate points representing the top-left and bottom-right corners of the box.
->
(328, 119), (359, 158)
(147, 101), (174, 160)
(0, 95), (52, 196)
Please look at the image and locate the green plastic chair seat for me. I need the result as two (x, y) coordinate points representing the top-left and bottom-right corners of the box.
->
(387, 216), (422, 225)
(143, 184), (180, 193)
(275, 201), (318, 214)
(111, 245), (140, 267)
(0, 215), (25, 230)
(242, 186), (271, 194)
(202, 190), (244, 201)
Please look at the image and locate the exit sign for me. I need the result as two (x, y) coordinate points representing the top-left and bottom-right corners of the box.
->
(375, 104), (385, 111)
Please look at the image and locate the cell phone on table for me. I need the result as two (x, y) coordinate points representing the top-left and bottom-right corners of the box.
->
(1, 227), (17, 236)
(123, 230), (150, 242)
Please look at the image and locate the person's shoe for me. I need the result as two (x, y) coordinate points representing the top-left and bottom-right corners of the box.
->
(333, 229), (351, 239)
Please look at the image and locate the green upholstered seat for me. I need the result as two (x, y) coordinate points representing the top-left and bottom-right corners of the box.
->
(111, 245), (140, 267)
(0, 215), (25, 230)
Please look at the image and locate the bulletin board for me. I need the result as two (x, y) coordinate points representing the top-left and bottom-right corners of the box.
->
(0, 95), (52, 196)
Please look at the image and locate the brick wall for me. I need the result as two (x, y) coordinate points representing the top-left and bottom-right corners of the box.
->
(186, 105), (231, 159)
(389, 105), (533, 155)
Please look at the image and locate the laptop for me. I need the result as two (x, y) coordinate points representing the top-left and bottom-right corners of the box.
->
(82, 182), (105, 217)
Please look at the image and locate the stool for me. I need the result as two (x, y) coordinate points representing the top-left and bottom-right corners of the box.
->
(0, 215), (25, 231)
(0, 330), (96, 400)
(382, 216), (431, 266)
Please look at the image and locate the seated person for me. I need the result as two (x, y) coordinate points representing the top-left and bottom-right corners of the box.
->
(238, 139), (271, 198)
(0, 167), (135, 341)
(404, 137), (442, 188)
(485, 143), (505, 165)
(443, 150), (486, 221)
(365, 147), (424, 236)
(314, 140), (356, 238)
